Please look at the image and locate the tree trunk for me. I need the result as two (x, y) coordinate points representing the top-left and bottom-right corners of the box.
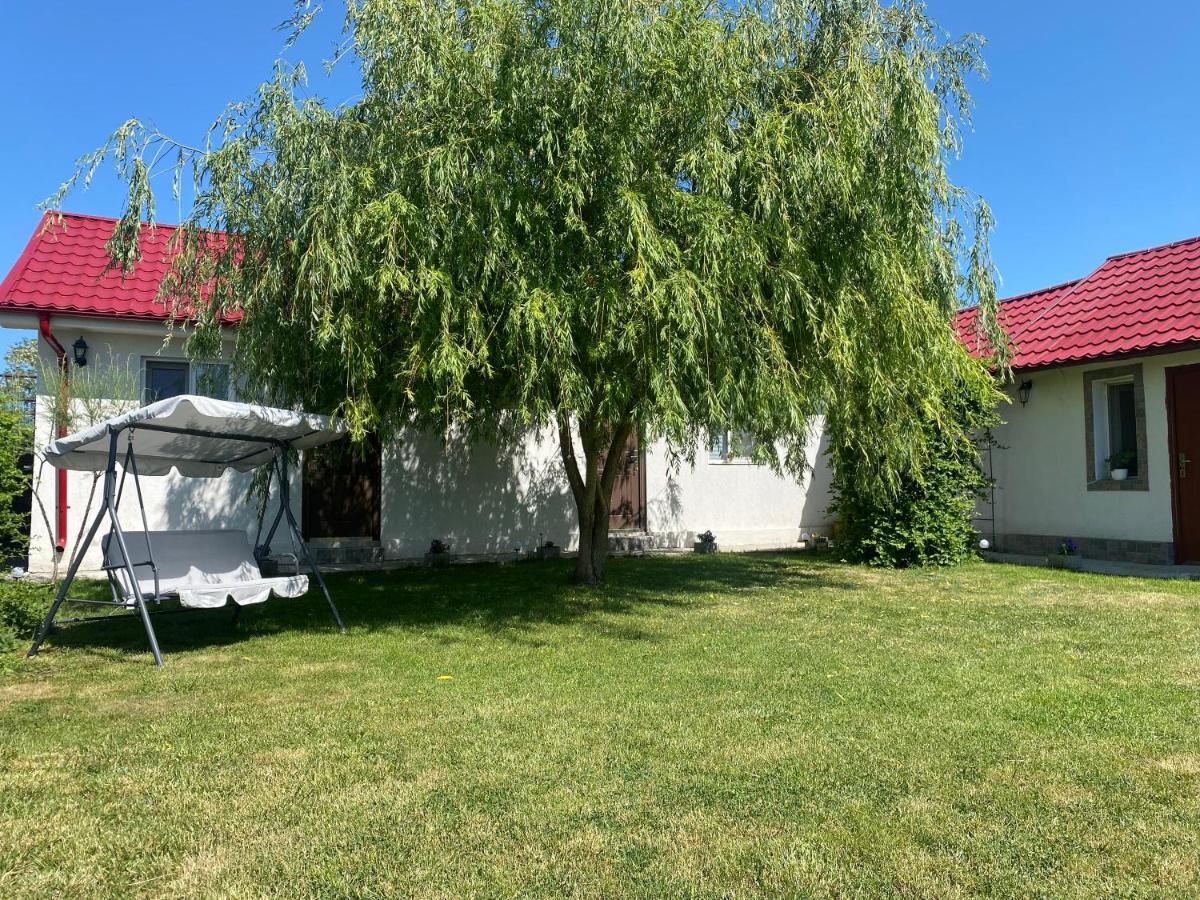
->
(558, 413), (633, 585)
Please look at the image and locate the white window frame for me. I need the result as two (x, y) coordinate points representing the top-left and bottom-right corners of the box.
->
(1083, 363), (1148, 491)
(1090, 374), (1135, 478)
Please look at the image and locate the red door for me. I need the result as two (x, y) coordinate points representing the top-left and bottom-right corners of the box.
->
(1167, 365), (1200, 563)
(606, 432), (645, 531)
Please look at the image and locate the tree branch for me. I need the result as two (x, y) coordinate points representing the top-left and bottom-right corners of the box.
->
(557, 411), (585, 508)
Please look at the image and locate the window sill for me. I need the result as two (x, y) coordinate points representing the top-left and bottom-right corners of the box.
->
(707, 458), (759, 466)
(1087, 477), (1149, 492)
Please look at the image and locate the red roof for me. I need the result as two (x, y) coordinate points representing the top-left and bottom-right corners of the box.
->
(958, 234), (1200, 370)
(0, 212), (236, 323)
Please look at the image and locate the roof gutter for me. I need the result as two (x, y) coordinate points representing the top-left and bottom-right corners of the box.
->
(37, 313), (68, 553)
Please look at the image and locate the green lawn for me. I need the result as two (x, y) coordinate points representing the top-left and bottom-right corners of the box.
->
(1, 553), (1198, 897)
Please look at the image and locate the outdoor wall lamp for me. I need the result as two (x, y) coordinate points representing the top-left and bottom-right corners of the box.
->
(1017, 379), (1033, 406)
(72, 336), (88, 367)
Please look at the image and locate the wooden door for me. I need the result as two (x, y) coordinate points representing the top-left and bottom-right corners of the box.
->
(1167, 364), (1200, 563)
(302, 437), (382, 540)
(606, 432), (645, 531)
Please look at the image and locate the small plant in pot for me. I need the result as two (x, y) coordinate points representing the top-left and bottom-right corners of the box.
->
(1107, 449), (1137, 482)
(535, 537), (561, 561)
(425, 538), (453, 567)
(1048, 537), (1082, 569)
(694, 530), (718, 554)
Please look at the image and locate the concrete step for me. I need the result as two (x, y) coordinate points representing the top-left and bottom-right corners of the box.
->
(608, 531), (680, 554)
(305, 542), (384, 567)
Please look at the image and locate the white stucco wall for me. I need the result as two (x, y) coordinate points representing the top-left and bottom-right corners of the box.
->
(12, 317), (837, 573)
(989, 348), (1200, 545)
(379, 427), (578, 558)
(644, 428), (834, 549)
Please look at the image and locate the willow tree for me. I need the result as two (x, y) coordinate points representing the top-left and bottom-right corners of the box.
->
(55, 0), (1005, 584)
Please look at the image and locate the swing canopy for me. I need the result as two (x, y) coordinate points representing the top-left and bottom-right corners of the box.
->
(43, 394), (346, 476)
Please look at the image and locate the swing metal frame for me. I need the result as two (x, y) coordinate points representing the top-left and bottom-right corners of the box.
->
(27, 421), (345, 667)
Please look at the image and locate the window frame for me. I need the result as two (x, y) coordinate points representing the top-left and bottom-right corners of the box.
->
(1083, 364), (1149, 491)
(142, 357), (232, 405)
(707, 428), (759, 465)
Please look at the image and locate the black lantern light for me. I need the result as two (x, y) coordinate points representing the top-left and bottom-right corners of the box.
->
(72, 336), (88, 367)
(1017, 379), (1033, 406)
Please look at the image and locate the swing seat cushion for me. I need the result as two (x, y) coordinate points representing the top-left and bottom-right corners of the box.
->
(103, 529), (309, 609)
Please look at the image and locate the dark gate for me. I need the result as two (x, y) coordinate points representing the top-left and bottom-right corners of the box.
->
(302, 436), (382, 540)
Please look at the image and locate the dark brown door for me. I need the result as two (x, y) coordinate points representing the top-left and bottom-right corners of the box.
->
(1167, 364), (1200, 563)
(302, 437), (382, 540)
(606, 432), (645, 531)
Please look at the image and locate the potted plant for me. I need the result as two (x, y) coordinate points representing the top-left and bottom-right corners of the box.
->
(1048, 538), (1082, 569)
(694, 530), (718, 554)
(425, 538), (453, 567)
(1107, 449), (1137, 481)
(535, 538), (561, 561)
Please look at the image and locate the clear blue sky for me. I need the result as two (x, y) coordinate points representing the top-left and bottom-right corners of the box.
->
(2, 1), (1198, 359)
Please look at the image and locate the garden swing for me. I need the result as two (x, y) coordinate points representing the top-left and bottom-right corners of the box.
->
(27, 395), (348, 666)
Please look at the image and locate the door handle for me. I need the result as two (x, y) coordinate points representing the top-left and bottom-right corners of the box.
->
(1180, 452), (1192, 479)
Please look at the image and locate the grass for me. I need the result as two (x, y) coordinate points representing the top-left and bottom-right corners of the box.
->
(1, 552), (1198, 898)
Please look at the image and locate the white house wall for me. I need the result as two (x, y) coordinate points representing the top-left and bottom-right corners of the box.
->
(988, 348), (1200, 561)
(643, 430), (834, 550)
(379, 427), (578, 558)
(22, 321), (836, 574)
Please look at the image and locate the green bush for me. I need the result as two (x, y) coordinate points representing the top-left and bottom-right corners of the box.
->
(830, 383), (998, 568)
(0, 578), (51, 651)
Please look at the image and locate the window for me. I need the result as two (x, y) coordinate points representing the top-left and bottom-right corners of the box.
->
(1083, 365), (1148, 491)
(144, 360), (231, 405)
(708, 429), (756, 463)
(1106, 381), (1138, 475)
(144, 361), (188, 404)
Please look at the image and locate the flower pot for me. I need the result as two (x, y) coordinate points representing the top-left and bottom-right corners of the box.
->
(535, 545), (561, 561)
(1110, 468), (1129, 481)
(425, 552), (453, 567)
(693, 541), (718, 554)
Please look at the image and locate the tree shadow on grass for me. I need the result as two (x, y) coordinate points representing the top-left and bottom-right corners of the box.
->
(40, 551), (858, 662)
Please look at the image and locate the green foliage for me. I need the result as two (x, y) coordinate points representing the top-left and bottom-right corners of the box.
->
(37, 346), (141, 434)
(0, 578), (50, 651)
(1107, 448), (1138, 470)
(831, 377), (1000, 568)
(53, 0), (1007, 582)
(0, 342), (35, 560)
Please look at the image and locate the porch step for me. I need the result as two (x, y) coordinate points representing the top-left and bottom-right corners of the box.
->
(608, 531), (679, 554)
(305, 542), (384, 567)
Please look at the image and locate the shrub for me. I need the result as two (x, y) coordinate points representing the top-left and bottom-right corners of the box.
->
(0, 578), (51, 651)
(830, 381), (998, 568)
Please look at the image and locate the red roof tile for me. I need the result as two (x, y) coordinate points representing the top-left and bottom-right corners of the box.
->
(0, 212), (236, 322)
(957, 235), (1200, 370)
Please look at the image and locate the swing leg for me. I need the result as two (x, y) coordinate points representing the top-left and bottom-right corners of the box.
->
(132, 591), (164, 667)
(28, 498), (108, 658)
(105, 429), (166, 667)
(288, 506), (346, 633)
(275, 455), (346, 633)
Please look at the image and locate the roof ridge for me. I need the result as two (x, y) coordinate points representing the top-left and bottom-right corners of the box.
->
(44, 211), (182, 230)
(998, 278), (1083, 305)
(1106, 233), (1200, 261)
(1008, 266), (1102, 346)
